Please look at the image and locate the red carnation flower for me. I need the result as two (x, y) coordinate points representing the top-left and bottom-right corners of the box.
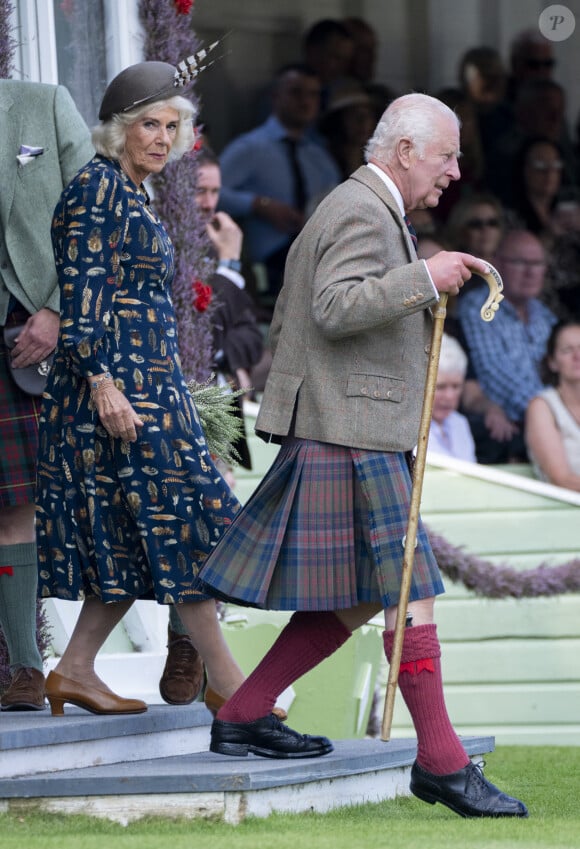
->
(191, 125), (204, 152)
(192, 279), (212, 312)
(174, 0), (194, 14)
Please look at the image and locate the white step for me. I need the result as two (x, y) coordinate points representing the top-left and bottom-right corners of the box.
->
(0, 704), (210, 779)
(0, 713), (495, 825)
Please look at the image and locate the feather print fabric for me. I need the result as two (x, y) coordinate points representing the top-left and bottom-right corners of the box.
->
(36, 156), (239, 604)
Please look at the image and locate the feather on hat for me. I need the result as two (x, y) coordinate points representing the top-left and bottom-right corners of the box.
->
(98, 41), (220, 121)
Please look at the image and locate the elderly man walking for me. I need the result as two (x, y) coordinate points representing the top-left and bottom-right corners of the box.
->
(197, 93), (528, 819)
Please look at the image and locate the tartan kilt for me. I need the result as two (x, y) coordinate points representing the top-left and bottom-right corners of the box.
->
(197, 436), (444, 610)
(0, 312), (42, 508)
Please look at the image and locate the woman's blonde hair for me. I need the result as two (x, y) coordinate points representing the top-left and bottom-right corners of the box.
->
(91, 95), (196, 162)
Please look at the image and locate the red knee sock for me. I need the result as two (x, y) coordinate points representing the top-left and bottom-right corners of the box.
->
(383, 624), (469, 775)
(217, 611), (351, 723)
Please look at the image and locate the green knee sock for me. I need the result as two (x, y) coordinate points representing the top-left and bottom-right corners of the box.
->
(0, 543), (44, 672)
(168, 603), (188, 636)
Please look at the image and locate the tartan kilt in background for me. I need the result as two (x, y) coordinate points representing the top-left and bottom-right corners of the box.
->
(0, 314), (42, 508)
(197, 436), (444, 610)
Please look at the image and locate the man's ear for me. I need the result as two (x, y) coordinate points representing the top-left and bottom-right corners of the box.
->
(397, 137), (413, 170)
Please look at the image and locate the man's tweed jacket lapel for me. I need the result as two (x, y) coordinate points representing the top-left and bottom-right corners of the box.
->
(256, 165), (438, 453)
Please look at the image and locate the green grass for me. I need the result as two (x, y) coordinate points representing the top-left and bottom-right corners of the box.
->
(1, 746), (579, 849)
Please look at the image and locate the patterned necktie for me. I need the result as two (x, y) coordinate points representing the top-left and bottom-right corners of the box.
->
(404, 214), (418, 248)
(284, 137), (307, 212)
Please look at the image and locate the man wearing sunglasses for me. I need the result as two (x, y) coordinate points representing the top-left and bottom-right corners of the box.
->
(509, 28), (556, 95)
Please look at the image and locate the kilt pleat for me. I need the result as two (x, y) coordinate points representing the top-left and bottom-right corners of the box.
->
(0, 316), (42, 508)
(197, 437), (444, 610)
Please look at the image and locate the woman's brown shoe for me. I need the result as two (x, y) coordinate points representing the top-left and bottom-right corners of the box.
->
(45, 670), (147, 716)
(204, 686), (287, 721)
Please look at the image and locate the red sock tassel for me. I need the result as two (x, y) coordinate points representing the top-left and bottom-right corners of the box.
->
(384, 624), (469, 775)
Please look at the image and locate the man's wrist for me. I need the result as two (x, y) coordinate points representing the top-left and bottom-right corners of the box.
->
(218, 259), (242, 272)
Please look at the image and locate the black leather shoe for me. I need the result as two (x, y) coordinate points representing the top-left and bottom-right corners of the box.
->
(210, 713), (334, 759)
(410, 760), (529, 818)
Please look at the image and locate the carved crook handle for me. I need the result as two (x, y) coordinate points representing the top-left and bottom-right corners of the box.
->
(478, 261), (504, 322)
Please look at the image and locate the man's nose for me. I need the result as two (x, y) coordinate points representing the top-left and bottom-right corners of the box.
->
(448, 158), (461, 182)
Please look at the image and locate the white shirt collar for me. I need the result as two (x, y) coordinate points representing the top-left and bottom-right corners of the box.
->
(366, 162), (405, 218)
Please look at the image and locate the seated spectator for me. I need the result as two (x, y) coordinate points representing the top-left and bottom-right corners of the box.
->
(428, 334), (477, 462)
(218, 64), (341, 304)
(506, 136), (565, 247)
(542, 188), (580, 321)
(458, 229), (558, 463)
(525, 321), (580, 489)
(417, 228), (517, 453)
(341, 16), (397, 121)
(318, 81), (375, 179)
(302, 19), (354, 109)
(433, 88), (485, 221)
(436, 192), (503, 331)
(486, 78), (577, 205)
(341, 16), (377, 87)
(195, 147), (264, 454)
(457, 46), (512, 173)
(506, 28), (557, 104)
(444, 191), (505, 263)
(459, 45), (508, 112)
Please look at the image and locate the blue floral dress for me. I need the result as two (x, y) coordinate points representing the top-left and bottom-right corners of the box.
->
(36, 156), (239, 604)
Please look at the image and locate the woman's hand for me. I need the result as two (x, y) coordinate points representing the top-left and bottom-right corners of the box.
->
(91, 377), (144, 442)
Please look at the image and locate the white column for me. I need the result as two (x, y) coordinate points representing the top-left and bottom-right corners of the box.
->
(103, 0), (144, 80)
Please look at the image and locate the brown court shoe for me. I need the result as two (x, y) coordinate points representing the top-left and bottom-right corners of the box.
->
(45, 670), (147, 716)
(159, 627), (205, 705)
(0, 667), (46, 711)
(204, 686), (288, 722)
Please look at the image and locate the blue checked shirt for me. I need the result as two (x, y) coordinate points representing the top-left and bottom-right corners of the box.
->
(457, 284), (557, 422)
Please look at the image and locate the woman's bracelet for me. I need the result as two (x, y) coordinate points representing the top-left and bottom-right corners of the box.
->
(90, 371), (113, 392)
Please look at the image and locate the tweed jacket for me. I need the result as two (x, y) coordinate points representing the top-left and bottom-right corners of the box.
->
(255, 165), (438, 452)
(0, 80), (93, 317)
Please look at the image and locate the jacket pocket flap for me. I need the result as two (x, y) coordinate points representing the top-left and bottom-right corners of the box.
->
(346, 372), (404, 402)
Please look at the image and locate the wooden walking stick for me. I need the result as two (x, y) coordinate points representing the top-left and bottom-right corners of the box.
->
(381, 264), (504, 741)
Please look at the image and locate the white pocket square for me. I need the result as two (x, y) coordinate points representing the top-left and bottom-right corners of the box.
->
(17, 144), (44, 166)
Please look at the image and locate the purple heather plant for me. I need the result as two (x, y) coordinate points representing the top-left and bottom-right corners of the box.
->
(0, 0), (15, 79)
(139, 0), (215, 383)
(428, 529), (580, 598)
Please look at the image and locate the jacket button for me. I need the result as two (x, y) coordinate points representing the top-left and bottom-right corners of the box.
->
(403, 298), (411, 306)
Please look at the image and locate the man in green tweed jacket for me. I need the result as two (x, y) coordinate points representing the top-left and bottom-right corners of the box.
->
(0, 79), (92, 710)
